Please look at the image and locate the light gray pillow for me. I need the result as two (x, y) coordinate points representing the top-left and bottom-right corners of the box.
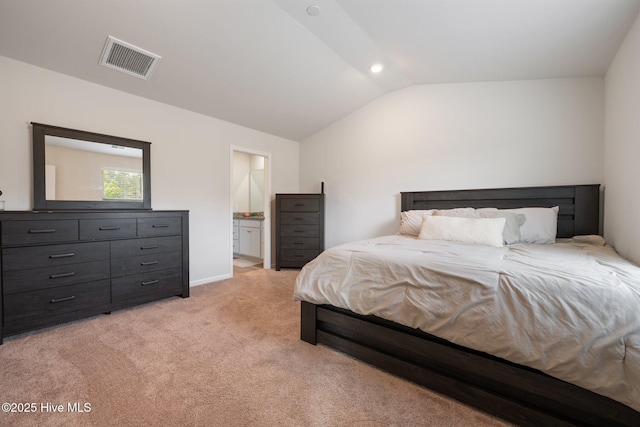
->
(476, 210), (526, 245)
(503, 207), (559, 244)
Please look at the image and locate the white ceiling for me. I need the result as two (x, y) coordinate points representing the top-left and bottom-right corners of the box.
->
(1, 0), (639, 141)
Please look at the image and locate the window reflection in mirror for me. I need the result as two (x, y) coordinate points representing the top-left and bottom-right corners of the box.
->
(44, 135), (143, 202)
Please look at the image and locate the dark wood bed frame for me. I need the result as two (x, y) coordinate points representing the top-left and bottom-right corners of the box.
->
(300, 184), (640, 426)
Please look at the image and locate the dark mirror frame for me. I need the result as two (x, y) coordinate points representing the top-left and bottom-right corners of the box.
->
(32, 122), (151, 210)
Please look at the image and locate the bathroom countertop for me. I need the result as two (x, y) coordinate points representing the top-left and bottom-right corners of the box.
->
(233, 214), (264, 220)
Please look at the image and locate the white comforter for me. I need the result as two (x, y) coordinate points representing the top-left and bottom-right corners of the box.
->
(293, 235), (640, 412)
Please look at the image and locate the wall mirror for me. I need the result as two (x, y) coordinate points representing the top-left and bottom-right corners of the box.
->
(32, 123), (151, 210)
(250, 167), (264, 213)
(232, 152), (264, 215)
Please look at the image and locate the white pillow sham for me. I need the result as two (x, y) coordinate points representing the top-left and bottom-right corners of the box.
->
(504, 206), (559, 244)
(399, 208), (474, 236)
(399, 210), (433, 236)
(435, 209), (526, 245)
(418, 215), (506, 247)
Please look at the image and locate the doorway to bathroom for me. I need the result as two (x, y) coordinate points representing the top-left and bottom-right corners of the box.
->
(230, 146), (271, 275)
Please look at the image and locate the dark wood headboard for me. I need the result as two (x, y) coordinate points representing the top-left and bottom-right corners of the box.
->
(401, 184), (600, 238)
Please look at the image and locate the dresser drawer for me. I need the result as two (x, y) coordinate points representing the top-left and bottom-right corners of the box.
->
(280, 212), (319, 225)
(280, 250), (320, 266)
(238, 219), (261, 228)
(280, 224), (319, 237)
(2, 242), (109, 271)
(4, 279), (110, 324)
(3, 260), (111, 295)
(79, 218), (137, 240)
(111, 251), (182, 277)
(280, 237), (319, 250)
(1, 220), (78, 246)
(137, 217), (182, 237)
(279, 198), (320, 212)
(111, 267), (182, 302)
(111, 236), (181, 258)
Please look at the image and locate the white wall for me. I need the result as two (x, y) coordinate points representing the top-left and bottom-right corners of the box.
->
(0, 55), (299, 285)
(604, 13), (640, 265)
(300, 78), (604, 248)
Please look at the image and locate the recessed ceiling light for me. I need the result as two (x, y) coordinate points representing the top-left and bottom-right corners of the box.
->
(369, 63), (384, 73)
(306, 5), (321, 16)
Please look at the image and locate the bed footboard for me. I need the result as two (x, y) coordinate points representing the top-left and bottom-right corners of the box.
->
(300, 301), (640, 427)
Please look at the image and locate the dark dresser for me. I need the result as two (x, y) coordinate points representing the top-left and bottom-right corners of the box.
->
(0, 210), (189, 344)
(275, 193), (324, 270)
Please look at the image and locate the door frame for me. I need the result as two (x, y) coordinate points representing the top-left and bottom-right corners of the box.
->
(230, 145), (272, 273)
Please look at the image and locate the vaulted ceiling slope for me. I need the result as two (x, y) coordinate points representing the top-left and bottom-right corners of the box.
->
(1, 0), (639, 141)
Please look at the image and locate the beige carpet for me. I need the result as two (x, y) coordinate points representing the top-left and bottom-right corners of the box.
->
(233, 257), (262, 268)
(0, 269), (509, 426)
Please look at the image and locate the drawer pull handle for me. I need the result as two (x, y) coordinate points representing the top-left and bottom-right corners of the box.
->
(142, 280), (159, 286)
(50, 272), (76, 279)
(141, 245), (159, 250)
(29, 228), (56, 234)
(294, 203), (305, 206)
(294, 217), (304, 221)
(294, 230), (303, 233)
(49, 252), (75, 259)
(50, 295), (76, 304)
(152, 224), (170, 228)
(141, 261), (159, 266)
(294, 242), (303, 245)
(294, 255), (304, 258)
(99, 226), (121, 231)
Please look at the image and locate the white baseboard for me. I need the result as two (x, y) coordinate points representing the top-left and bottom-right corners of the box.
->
(190, 273), (231, 287)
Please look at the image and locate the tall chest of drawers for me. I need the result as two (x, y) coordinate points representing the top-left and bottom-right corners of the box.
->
(275, 193), (324, 270)
(0, 210), (189, 344)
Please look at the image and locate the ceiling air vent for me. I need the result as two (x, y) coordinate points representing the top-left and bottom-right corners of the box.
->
(99, 36), (161, 80)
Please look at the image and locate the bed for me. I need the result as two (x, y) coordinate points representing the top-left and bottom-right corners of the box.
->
(294, 184), (640, 426)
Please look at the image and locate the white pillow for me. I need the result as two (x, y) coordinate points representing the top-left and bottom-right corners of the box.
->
(431, 207), (478, 218)
(418, 215), (506, 247)
(399, 208), (474, 236)
(400, 210), (433, 236)
(434, 208), (526, 245)
(504, 206), (559, 244)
